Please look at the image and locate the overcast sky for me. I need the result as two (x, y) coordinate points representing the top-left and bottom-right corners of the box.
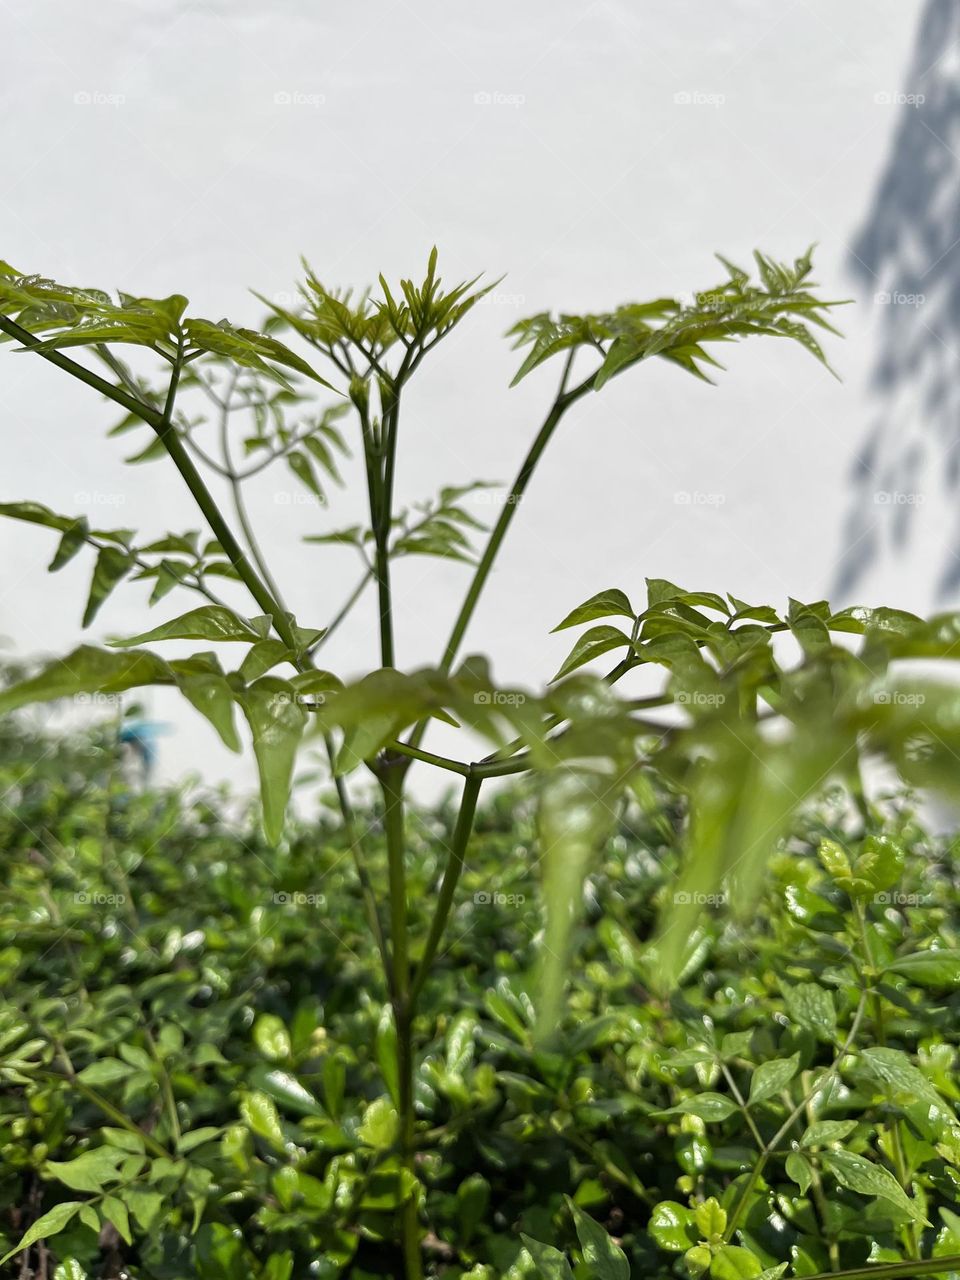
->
(0, 0), (945, 795)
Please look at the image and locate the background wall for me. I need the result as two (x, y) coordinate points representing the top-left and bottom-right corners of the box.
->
(0, 0), (945, 796)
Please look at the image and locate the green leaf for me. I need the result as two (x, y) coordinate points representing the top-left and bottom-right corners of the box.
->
(76, 1058), (135, 1086)
(239, 677), (307, 843)
(712, 1245), (764, 1280)
(659, 1092), (738, 1122)
(552, 588), (635, 632)
(239, 639), (292, 682)
(537, 769), (620, 1033)
(44, 1147), (125, 1192)
(174, 666), (241, 752)
(886, 949), (960, 988)
(253, 1014), (291, 1062)
(0, 646), (170, 716)
(358, 1097), (399, 1150)
(648, 1200), (696, 1252)
(783, 983), (837, 1041)
(101, 1194), (131, 1245)
(1, 1201), (83, 1264)
(566, 1197), (629, 1279)
(800, 1120), (857, 1147)
(853, 834), (906, 894)
(109, 605), (258, 647)
(53, 1262), (89, 1280)
(376, 1004), (400, 1106)
(693, 1197), (726, 1239)
(822, 1149), (928, 1223)
(748, 1053), (800, 1105)
(786, 1151), (813, 1194)
(240, 1091), (285, 1149)
(858, 1046), (944, 1112)
(552, 625), (633, 680)
(83, 545), (133, 626)
(518, 1237), (575, 1280)
(49, 519), (89, 572)
(248, 1066), (324, 1117)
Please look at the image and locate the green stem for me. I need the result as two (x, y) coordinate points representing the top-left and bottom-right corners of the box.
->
(378, 761), (421, 1280)
(724, 992), (868, 1243)
(802, 1256), (960, 1280)
(410, 774), (481, 1004)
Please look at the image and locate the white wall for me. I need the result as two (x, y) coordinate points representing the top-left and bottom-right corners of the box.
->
(0, 0), (936, 794)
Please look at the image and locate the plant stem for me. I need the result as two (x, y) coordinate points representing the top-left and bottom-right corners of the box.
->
(724, 991), (868, 1243)
(410, 774), (481, 1004)
(802, 1256), (960, 1280)
(379, 760), (422, 1280)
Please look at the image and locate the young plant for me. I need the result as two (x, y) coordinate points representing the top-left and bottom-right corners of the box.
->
(2, 248), (959, 1278)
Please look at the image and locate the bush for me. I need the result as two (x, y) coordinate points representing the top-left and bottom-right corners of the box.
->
(5, 716), (960, 1278)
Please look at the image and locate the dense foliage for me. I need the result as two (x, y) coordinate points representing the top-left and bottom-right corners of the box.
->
(5, 713), (960, 1279)
(5, 248), (960, 1280)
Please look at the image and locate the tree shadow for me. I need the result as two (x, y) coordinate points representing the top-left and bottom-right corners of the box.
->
(835, 0), (960, 600)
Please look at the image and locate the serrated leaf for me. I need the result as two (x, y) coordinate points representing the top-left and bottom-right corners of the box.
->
(109, 604), (257, 647)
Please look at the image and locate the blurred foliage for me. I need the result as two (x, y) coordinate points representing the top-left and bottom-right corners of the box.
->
(4, 702), (960, 1278)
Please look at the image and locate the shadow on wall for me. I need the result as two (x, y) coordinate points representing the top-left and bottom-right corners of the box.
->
(835, 0), (960, 601)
